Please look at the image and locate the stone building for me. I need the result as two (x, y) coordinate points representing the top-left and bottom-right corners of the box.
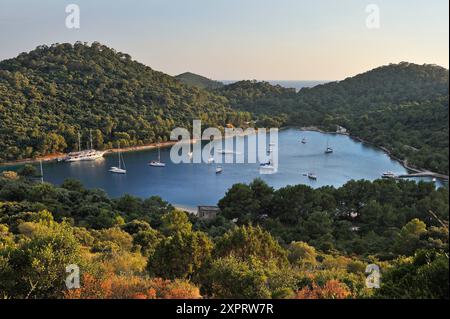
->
(197, 206), (220, 220)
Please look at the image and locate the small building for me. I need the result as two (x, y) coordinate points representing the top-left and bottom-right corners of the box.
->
(197, 206), (220, 220)
(336, 125), (347, 134)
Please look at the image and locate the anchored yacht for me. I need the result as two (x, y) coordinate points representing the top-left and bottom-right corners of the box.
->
(149, 144), (166, 167)
(109, 144), (126, 174)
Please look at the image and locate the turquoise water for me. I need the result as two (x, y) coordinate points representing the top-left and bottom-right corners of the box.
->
(1, 129), (443, 206)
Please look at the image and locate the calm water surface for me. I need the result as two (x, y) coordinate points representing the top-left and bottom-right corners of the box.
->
(1, 129), (443, 207)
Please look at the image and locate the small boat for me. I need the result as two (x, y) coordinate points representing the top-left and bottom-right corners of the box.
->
(325, 137), (333, 154)
(216, 149), (235, 155)
(215, 165), (223, 174)
(381, 171), (396, 179)
(149, 144), (166, 167)
(109, 144), (127, 174)
(109, 166), (127, 174)
(149, 160), (166, 167)
(307, 172), (317, 180)
(301, 138), (307, 144)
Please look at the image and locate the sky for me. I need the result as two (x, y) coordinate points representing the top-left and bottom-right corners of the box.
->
(0, 0), (448, 80)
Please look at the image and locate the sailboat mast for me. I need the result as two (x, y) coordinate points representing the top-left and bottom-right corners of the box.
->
(39, 160), (44, 184)
(90, 129), (93, 150)
(118, 142), (121, 169)
(158, 144), (161, 162)
(78, 133), (81, 152)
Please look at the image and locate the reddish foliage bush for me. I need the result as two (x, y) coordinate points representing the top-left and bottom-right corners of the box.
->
(295, 280), (352, 299)
(64, 273), (201, 299)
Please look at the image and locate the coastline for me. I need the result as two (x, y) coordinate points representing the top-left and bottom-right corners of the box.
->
(0, 129), (255, 167)
(0, 139), (191, 167)
(292, 125), (449, 181)
(1, 126), (448, 181)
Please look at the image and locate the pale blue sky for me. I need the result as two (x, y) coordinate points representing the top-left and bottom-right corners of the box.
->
(0, 0), (448, 80)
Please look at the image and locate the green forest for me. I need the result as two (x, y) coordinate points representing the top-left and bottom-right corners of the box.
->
(0, 168), (448, 299)
(1, 43), (448, 176)
(0, 42), (250, 162)
(217, 63), (449, 174)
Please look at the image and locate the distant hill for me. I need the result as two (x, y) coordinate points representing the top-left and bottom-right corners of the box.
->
(175, 72), (224, 90)
(0, 43), (250, 162)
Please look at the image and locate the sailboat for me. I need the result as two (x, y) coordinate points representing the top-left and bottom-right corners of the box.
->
(260, 144), (276, 174)
(149, 144), (166, 167)
(325, 136), (333, 154)
(207, 142), (215, 164)
(109, 144), (127, 174)
(215, 165), (223, 174)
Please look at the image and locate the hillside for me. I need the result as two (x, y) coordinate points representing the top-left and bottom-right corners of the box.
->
(0, 43), (250, 162)
(0, 43), (448, 174)
(219, 63), (449, 174)
(175, 72), (224, 90)
(0, 171), (448, 298)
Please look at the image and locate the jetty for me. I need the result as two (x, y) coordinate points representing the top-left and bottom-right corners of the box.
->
(397, 171), (449, 182)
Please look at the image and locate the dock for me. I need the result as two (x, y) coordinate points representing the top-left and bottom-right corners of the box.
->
(397, 171), (449, 182)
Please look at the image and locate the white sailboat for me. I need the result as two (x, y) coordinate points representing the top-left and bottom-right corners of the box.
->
(109, 144), (127, 174)
(260, 144), (277, 174)
(149, 144), (166, 167)
(325, 136), (333, 154)
(215, 165), (223, 174)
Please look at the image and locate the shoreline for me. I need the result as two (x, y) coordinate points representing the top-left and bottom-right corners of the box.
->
(1, 126), (448, 182)
(0, 139), (193, 167)
(292, 125), (449, 181)
(0, 129), (255, 167)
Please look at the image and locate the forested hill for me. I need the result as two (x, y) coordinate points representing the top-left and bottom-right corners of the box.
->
(296, 62), (449, 115)
(219, 63), (449, 174)
(0, 42), (250, 162)
(0, 43), (448, 174)
(175, 72), (224, 90)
